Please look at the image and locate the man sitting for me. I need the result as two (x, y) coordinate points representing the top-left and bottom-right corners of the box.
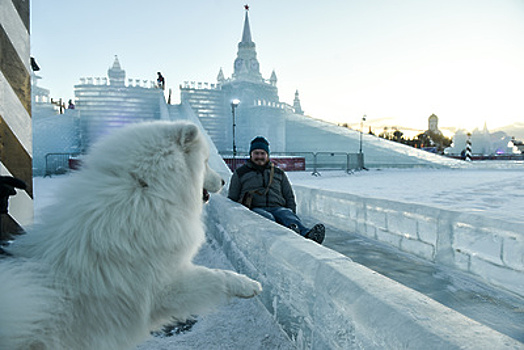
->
(228, 136), (325, 244)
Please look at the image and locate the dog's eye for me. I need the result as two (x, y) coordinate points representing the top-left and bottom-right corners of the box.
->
(130, 172), (149, 188)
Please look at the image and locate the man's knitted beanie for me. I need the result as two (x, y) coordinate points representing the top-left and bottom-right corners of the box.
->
(249, 136), (270, 154)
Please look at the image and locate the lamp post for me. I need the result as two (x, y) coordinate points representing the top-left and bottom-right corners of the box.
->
(358, 114), (366, 171)
(231, 99), (240, 163)
(359, 114), (366, 154)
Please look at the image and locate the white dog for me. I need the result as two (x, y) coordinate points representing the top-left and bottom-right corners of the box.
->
(0, 121), (262, 350)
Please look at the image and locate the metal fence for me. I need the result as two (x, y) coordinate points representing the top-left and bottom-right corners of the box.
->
(44, 153), (81, 177)
(44, 151), (365, 177)
(221, 151), (365, 175)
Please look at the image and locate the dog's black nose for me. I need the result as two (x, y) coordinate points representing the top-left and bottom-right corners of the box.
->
(221, 179), (225, 186)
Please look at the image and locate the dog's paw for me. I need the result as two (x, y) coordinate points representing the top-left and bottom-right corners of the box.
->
(227, 273), (262, 299)
(239, 278), (262, 299)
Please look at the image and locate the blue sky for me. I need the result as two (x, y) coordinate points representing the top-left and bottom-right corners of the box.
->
(31, 0), (524, 132)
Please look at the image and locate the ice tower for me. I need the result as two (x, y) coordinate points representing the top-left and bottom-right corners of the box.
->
(181, 6), (292, 152)
(293, 90), (304, 115)
(107, 55), (126, 87)
(232, 9), (263, 82)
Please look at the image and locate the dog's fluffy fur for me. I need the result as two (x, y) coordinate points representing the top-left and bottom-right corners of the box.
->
(0, 121), (262, 350)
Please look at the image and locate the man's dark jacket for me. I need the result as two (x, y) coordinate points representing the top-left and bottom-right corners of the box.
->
(228, 160), (297, 213)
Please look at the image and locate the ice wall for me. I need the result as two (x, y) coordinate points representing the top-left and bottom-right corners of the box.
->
(293, 186), (524, 298)
(204, 195), (521, 349)
(32, 110), (81, 176)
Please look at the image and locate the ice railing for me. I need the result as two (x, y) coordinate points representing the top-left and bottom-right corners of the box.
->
(253, 99), (294, 111)
(77, 77), (157, 89)
(180, 81), (222, 90)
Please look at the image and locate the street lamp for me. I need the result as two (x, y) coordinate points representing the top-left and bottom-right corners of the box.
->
(359, 114), (366, 154)
(358, 114), (367, 171)
(231, 99), (240, 160)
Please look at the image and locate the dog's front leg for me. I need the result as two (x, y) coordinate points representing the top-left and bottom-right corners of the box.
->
(152, 265), (262, 322)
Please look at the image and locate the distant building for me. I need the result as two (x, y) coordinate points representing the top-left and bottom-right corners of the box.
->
(418, 114), (450, 152)
(427, 114), (442, 135)
(445, 123), (520, 156)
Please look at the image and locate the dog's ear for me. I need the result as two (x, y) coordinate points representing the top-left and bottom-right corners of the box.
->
(179, 123), (199, 148)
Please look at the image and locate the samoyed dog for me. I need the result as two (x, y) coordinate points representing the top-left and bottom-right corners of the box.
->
(0, 121), (262, 350)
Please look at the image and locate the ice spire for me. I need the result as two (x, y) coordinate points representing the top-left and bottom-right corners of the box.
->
(217, 67), (225, 84)
(241, 6), (253, 43)
(111, 56), (122, 70)
(233, 5), (262, 82)
(107, 55), (125, 87)
(293, 90), (304, 115)
(270, 70), (277, 86)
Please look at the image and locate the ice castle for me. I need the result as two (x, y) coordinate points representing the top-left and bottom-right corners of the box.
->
(75, 56), (165, 148)
(32, 8), (466, 176)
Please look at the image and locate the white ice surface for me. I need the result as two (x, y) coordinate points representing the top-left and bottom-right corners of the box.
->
(288, 164), (524, 224)
(31, 162), (524, 349)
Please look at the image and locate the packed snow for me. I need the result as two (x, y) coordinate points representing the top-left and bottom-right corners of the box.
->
(288, 163), (524, 225)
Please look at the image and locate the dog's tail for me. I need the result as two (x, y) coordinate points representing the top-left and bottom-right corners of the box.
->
(0, 260), (63, 349)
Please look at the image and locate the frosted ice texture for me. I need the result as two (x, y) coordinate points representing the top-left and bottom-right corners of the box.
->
(32, 110), (81, 176)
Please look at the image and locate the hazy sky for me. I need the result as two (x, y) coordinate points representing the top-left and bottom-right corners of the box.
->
(31, 0), (524, 131)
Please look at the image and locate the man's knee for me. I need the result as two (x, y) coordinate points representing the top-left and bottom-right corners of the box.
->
(273, 207), (292, 213)
(272, 207), (297, 218)
(252, 207), (275, 221)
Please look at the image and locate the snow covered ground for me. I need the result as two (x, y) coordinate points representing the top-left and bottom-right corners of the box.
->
(31, 161), (524, 349)
(288, 162), (524, 225)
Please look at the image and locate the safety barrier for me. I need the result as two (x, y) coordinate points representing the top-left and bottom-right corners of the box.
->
(220, 151), (365, 174)
(44, 153), (81, 177)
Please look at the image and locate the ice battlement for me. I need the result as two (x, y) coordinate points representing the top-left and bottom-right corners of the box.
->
(180, 81), (222, 90)
(77, 77), (157, 89)
(254, 99), (293, 111)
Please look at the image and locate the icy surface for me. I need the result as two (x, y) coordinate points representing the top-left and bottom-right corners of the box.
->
(289, 166), (524, 297)
(288, 165), (524, 224)
(314, 219), (524, 342)
(206, 194), (522, 349)
(32, 111), (81, 176)
(31, 163), (524, 349)
(136, 239), (294, 350)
